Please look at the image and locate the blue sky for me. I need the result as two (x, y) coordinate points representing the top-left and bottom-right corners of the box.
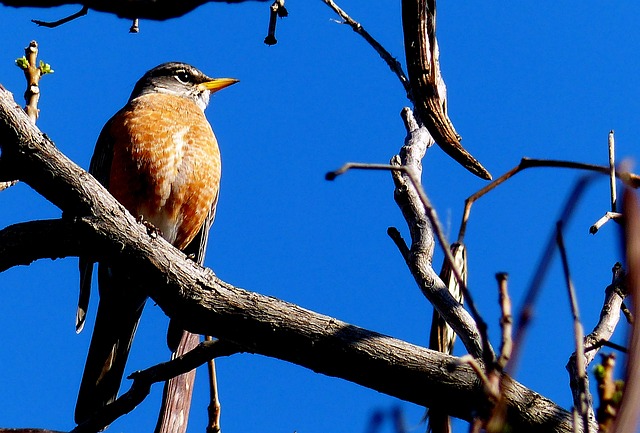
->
(0, 2), (637, 432)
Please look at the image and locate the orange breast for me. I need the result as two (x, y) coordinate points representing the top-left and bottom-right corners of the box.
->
(107, 93), (221, 250)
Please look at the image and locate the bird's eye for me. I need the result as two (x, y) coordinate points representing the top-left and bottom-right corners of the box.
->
(175, 70), (190, 84)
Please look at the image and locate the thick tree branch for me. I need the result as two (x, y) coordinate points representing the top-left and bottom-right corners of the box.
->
(0, 0), (268, 21)
(0, 85), (581, 431)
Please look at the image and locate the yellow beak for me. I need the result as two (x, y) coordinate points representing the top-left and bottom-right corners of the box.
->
(198, 78), (239, 93)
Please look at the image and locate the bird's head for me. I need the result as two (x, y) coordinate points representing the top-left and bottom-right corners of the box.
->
(130, 62), (238, 111)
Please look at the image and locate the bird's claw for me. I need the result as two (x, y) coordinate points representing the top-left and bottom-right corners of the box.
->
(136, 215), (162, 239)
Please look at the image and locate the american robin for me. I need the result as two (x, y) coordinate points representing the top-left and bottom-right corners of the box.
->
(74, 62), (238, 424)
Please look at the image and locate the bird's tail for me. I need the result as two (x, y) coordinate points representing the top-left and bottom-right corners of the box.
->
(75, 264), (146, 425)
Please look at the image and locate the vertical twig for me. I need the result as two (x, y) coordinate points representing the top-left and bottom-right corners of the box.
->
(206, 335), (222, 433)
(609, 130), (617, 212)
(15, 41), (54, 124)
(496, 273), (512, 371)
(264, 0), (288, 45)
(557, 221), (591, 433)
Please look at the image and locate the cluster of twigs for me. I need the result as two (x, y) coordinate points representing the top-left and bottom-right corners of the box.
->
(321, 2), (639, 433)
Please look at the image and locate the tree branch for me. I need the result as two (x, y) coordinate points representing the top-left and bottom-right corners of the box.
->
(72, 340), (241, 433)
(0, 0), (269, 21)
(0, 83), (579, 432)
(390, 107), (489, 361)
(401, 0), (491, 180)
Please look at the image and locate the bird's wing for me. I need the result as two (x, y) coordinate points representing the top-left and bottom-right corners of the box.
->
(76, 116), (116, 333)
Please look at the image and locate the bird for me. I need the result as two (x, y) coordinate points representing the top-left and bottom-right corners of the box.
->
(74, 62), (238, 425)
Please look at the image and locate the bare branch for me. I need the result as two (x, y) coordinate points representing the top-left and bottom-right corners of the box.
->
(0, 219), (84, 272)
(72, 340), (240, 433)
(32, 6), (88, 27)
(321, 0), (410, 96)
(508, 177), (594, 377)
(570, 262), (628, 374)
(0, 80), (581, 433)
(327, 108), (490, 360)
(557, 221), (592, 432)
(205, 336), (223, 433)
(590, 212), (624, 235)
(391, 108), (492, 363)
(496, 273), (512, 371)
(387, 226), (410, 261)
(609, 131), (617, 212)
(457, 157), (640, 243)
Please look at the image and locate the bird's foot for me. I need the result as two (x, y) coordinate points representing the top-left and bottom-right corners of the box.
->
(136, 215), (163, 239)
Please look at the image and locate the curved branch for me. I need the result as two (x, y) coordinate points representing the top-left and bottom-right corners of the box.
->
(0, 219), (81, 272)
(72, 340), (241, 433)
(0, 85), (579, 432)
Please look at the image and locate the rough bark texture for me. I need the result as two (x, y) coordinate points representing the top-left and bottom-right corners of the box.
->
(0, 81), (586, 432)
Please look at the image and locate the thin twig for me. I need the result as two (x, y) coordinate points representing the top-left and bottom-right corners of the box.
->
(508, 176), (594, 377)
(205, 336), (222, 433)
(327, 160), (491, 360)
(609, 131), (617, 212)
(589, 131), (622, 235)
(458, 355), (498, 400)
(71, 339), (241, 433)
(426, 242), (466, 433)
(590, 212), (624, 234)
(575, 262), (628, 363)
(496, 273), (512, 371)
(32, 5), (88, 27)
(321, 0), (411, 97)
(584, 340), (627, 354)
(387, 227), (410, 261)
(457, 157), (640, 243)
(557, 221), (591, 433)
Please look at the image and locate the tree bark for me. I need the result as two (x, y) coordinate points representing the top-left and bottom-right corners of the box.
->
(0, 81), (588, 432)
